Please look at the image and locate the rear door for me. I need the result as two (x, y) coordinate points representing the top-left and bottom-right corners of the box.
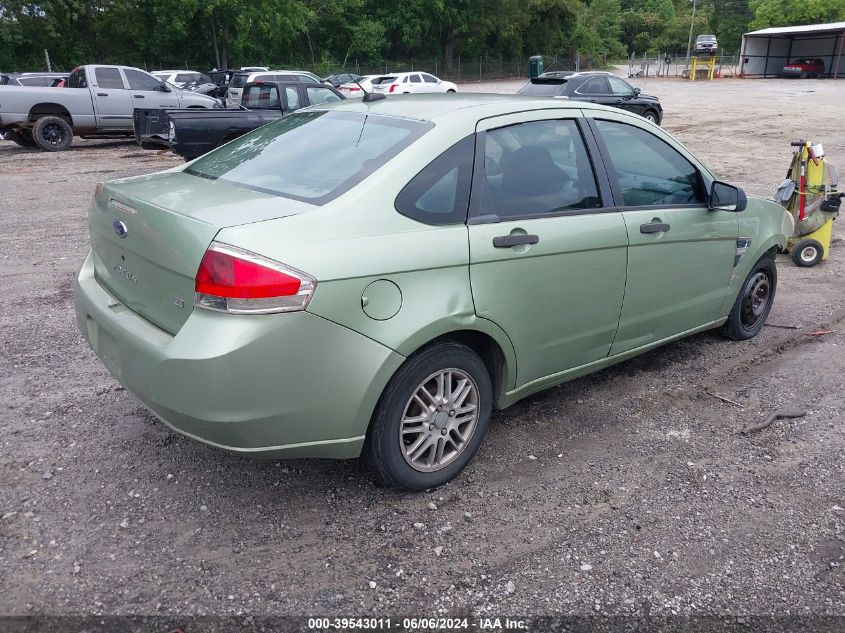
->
(467, 111), (628, 387)
(124, 68), (180, 110)
(91, 67), (133, 129)
(586, 112), (738, 354)
(574, 76), (613, 107)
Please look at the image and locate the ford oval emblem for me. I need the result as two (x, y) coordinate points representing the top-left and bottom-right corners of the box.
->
(113, 220), (128, 239)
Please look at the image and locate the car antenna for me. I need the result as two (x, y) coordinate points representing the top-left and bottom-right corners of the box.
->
(355, 76), (385, 102)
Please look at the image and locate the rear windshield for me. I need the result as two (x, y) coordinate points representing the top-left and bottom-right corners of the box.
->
(185, 111), (432, 204)
(518, 81), (565, 96)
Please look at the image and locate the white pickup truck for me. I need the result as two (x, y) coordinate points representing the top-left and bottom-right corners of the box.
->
(0, 64), (219, 151)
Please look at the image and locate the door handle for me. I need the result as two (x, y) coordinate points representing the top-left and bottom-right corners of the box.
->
(640, 222), (670, 234)
(492, 234), (539, 248)
(97, 93), (108, 96)
(134, 95), (145, 99)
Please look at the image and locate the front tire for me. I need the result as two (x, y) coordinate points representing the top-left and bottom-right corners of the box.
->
(643, 110), (660, 125)
(366, 342), (492, 490)
(791, 239), (823, 267)
(33, 116), (73, 151)
(721, 254), (777, 340)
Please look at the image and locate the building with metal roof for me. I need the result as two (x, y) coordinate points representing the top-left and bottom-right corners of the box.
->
(739, 21), (845, 78)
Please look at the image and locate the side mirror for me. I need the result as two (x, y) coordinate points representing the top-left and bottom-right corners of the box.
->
(159, 83), (170, 92)
(633, 87), (641, 96)
(709, 181), (747, 212)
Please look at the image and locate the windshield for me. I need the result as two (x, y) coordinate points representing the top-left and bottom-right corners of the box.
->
(518, 81), (564, 96)
(185, 111), (432, 204)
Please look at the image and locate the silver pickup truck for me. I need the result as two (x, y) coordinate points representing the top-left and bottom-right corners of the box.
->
(0, 64), (218, 151)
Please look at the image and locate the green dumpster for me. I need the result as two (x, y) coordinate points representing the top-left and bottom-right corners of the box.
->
(529, 55), (544, 78)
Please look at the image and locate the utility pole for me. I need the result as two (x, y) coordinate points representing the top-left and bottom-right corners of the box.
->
(44, 49), (52, 72)
(685, 0), (698, 68)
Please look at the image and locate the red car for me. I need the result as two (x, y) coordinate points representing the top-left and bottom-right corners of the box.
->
(782, 58), (825, 78)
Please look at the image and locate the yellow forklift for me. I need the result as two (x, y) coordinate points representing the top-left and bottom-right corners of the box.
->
(775, 140), (841, 267)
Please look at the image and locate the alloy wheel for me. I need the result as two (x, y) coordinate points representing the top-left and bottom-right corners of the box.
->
(42, 122), (66, 146)
(399, 368), (480, 472)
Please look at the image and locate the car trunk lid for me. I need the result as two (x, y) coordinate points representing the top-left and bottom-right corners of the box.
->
(90, 171), (311, 334)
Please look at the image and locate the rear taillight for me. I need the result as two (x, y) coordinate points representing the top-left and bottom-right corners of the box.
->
(389, 84), (397, 93)
(194, 242), (316, 314)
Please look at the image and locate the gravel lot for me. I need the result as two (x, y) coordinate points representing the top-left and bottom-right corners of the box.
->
(1, 77), (844, 628)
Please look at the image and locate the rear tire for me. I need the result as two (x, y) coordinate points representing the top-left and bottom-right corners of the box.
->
(366, 342), (492, 490)
(7, 129), (38, 148)
(721, 255), (777, 340)
(791, 239), (823, 267)
(33, 116), (73, 151)
(447, 89), (457, 93)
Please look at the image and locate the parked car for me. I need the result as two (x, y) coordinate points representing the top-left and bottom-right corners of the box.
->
(75, 94), (791, 490)
(325, 72), (361, 87)
(152, 70), (213, 90)
(1, 72), (69, 87)
(371, 72), (457, 94)
(225, 70), (321, 108)
(0, 64), (218, 150)
(782, 58), (825, 78)
(337, 74), (380, 98)
(134, 80), (344, 160)
(518, 72), (662, 124)
(695, 34), (718, 54)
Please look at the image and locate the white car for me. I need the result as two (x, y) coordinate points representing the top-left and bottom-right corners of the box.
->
(371, 72), (457, 95)
(152, 70), (213, 89)
(337, 74), (380, 99)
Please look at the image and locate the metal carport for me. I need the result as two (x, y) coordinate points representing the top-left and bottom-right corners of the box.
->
(739, 21), (845, 78)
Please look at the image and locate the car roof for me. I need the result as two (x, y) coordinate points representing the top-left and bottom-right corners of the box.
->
(314, 93), (622, 123)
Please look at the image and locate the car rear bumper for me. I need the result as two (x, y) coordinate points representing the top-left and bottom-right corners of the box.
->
(73, 251), (405, 458)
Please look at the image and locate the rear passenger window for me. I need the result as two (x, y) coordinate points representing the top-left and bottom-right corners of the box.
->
(579, 77), (609, 94)
(395, 135), (474, 225)
(410, 74), (422, 83)
(285, 87), (300, 110)
(595, 119), (705, 206)
(480, 119), (601, 218)
(95, 67), (124, 89)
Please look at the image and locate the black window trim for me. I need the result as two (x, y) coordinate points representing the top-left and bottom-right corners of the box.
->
(467, 115), (617, 225)
(584, 116), (710, 211)
(394, 134), (476, 226)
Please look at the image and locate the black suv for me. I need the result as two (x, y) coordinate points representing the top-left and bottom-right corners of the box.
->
(518, 72), (662, 125)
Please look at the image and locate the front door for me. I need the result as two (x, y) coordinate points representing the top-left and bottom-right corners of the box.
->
(606, 76), (644, 116)
(123, 68), (180, 110)
(91, 66), (132, 130)
(587, 115), (739, 354)
(467, 112), (628, 388)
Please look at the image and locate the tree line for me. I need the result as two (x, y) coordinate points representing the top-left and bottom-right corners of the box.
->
(1, 0), (843, 74)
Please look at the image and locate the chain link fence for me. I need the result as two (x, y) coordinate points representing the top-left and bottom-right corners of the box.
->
(289, 54), (608, 83)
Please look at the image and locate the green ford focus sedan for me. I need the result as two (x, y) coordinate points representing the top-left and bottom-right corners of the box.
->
(74, 95), (793, 490)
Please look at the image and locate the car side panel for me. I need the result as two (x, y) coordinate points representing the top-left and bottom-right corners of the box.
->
(717, 197), (791, 318)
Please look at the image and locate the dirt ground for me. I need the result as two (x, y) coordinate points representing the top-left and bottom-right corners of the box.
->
(1, 77), (844, 627)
